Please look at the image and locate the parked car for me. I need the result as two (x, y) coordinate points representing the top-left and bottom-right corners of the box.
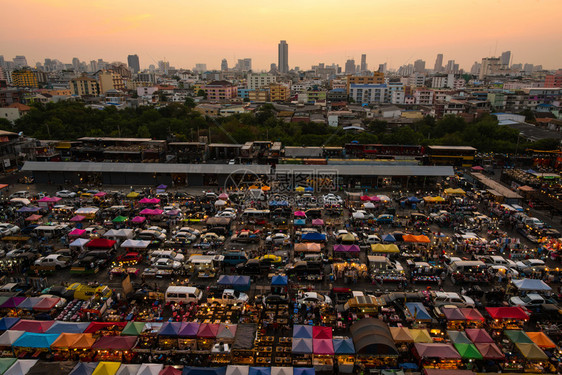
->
(152, 258), (182, 270)
(0, 223), (20, 237)
(56, 190), (77, 198)
(516, 259), (547, 274)
(297, 292), (332, 306)
(265, 233), (290, 245)
(509, 293), (546, 307)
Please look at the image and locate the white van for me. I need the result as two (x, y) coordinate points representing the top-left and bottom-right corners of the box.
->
(165, 286), (203, 304)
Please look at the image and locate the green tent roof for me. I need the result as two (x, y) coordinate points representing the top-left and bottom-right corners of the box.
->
(504, 330), (533, 344)
(454, 343), (483, 360)
(112, 216), (128, 223)
(121, 322), (146, 336)
(447, 330), (472, 344)
(0, 358), (16, 374)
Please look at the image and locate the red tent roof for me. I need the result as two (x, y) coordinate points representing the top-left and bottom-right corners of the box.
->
(312, 326), (333, 339)
(459, 308), (485, 322)
(485, 306), (529, 320)
(83, 321), (127, 333)
(475, 343), (505, 360)
(313, 338), (334, 355)
(11, 319), (54, 333)
(159, 367), (182, 375)
(85, 238), (116, 249)
(197, 323), (219, 338)
(465, 329), (494, 343)
(91, 335), (137, 350)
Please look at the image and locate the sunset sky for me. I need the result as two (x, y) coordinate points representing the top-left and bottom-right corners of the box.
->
(2, 0), (561, 71)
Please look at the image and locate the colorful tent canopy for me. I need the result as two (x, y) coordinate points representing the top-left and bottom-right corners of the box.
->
(292, 338), (313, 354)
(293, 219), (306, 226)
(301, 233), (326, 242)
(11, 320), (54, 333)
(139, 209), (163, 215)
(454, 343), (482, 360)
(332, 338), (355, 354)
(270, 367), (292, 375)
(414, 343), (461, 359)
(121, 322), (146, 336)
(16, 297), (43, 310)
(442, 308), (467, 321)
(25, 215), (42, 222)
(293, 325), (313, 339)
(69, 362), (98, 375)
(390, 327), (414, 343)
(4, 360), (38, 375)
(0, 296), (26, 309)
(447, 331), (472, 345)
(70, 216), (86, 223)
(33, 297), (61, 312)
(159, 367), (182, 375)
(226, 366), (249, 375)
(92, 362), (121, 375)
(474, 343), (505, 360)
(92, 336), (137, 351)
(178, 322), (200, 338)
(13, 332), (59, 348)
(248, 368), (270, 375)
(485, 306), (529, 320)
(131, 216), (146, 223)
(312, 326), (332, 340)
(271, 275), (288, 286)
(112, 216), (128, 223)
(512, 278), (552, 291)
(137, 364), (164, 375)
(504, 330), (533, 344)
(293, 211), (306, 217)
(197, 323), (219, 338)
(333, 244), (360, 252)
(313, 339), (334, 355)
(444, 188), (466, 195)
(159, 322), (182, 337)
(120, 239), (151, 249)
(515, 343), (548, 361)
(0, 331), (24, 347)
(406, 303), (432, 322)
(69, 238), (90, 248)
(409, 329), (433, 343)
(0, 358), (16, 375)
(293, 370), (314, 375)
(458, 308), (485, 322)
(84, 322), (127, 334)
(46, 322), (89, 334)
(371, 244), (400, 253)
(0, 317), (20, 331)
(402, 234), (431, 243)
(139, 198), (161, 204)
(311, 219), (324, 226)
(51, 333), (87, 349)
(126, 192), (140, 198)
(69, 228), (86, 237)
(465, 329), (494, 344)
(70, 334), (97, 350)
(526, 332), (556, 349)
(115, 364), (141, 375)
(382, 234), (396, 242)
(94, 192), (107, 197)
(216, 324), (237, 340)
(293, 243), (321, 252)
(85, 239), (116, 249)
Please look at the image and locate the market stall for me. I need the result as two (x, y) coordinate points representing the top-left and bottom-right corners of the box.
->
(332, 338), (355, 373)
(12, 332), (59, 358)
(350, 319), (398, 369)
(91, 336), (137, 362)
(485, 307), (529, 331)
(157, 322), (181, 350)
(413, 343), (462, 370)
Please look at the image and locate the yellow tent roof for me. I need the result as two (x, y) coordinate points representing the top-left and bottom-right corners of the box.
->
(444, 188), (466, 195)
(295, 186), (305, 192)
(92, 362), (121, 375)
(126, 192), (139, 198)
(371, 244), (400, 253)
(410, 329), (433, 343)
(390, 327), (414, 343)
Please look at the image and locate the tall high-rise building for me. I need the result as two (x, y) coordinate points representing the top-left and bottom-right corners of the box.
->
(72, 57), (81, 72)
(434, 54), (443, 72)
(414, 59), (426, 73)
(345, 59), (356, 74)
(158, 60), (170, 74)
(360, 54), (367, 72)
(500, 51), (511, 68)
(479, 57), (502, 79)
(445, 60), (457, 74)
(378, 63), (387, 73)
(221, 59), (228, 71)
(0, 56), (4, 69)
(13, 55), (28, 68)
(236, 58), (252, 72)
(278, 40), (289, 73)
(127, 54), (140, 74)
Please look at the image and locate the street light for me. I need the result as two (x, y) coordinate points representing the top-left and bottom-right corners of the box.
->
(515, 132), (523, 156)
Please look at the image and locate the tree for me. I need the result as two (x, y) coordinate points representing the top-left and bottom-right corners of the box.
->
(184, 97), (196, 109)
(196, 89), (207, 99)
(0, 119), (13, 132)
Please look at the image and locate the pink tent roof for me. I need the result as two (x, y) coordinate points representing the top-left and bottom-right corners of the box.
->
(139, 198), (161, 204)
(197, 323), (219, 338)
(311, 219), (324, 226)
(68, 228), (86, 237)
(414, 343), (461, 359)
(459, 308), (485, 322)
(475, 343), (505, 360)
(218, 193), (229, 200)
(465, 329), (494, 343)
(313, 326), (332, 339)
(131, 216), (146, 223)
(313, 338), (334, 355)
(333, 244), (360, 252)
(294, 211), (306, 217)
(92, 335), (137, 350)
(70, 215), (86, 222)
(369, 196), (381, 201)
(139, 208), (163, 215)
(11, 319), (54, 333)
(25, 214), (42, 221)
(94, 192), (107, 197)
(33, 297), (61, 312)
(38, 197), (62, 203)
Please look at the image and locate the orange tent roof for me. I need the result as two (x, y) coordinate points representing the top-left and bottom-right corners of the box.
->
(527, 332), (556, 349)
(403, 234), (430, 243)
(51, 333), (81, 349)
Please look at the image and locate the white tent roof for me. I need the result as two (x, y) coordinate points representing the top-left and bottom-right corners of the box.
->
(69, 238), (90, 248)
(0, 330), (24, 346)
(4, 360), (38, 375)
(121, 239), (151, 249)
(270, 367), (293, 375)
(512, 278), (552, 291)
(116, 364), (141, 375)
(137, 364), (163, 375)
(226, 366), (249, 375)
(105, 229), (134, 239)
(74, 207), (99, 215)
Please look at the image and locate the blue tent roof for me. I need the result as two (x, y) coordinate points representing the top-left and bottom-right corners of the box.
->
(399, 363), (418, 370)
(293, 325), (313, 339)
(0, 317), (20, 331)
(292, 338), (313, 354)
(382, 234), (396, 242)
(183, 367), (226, 375)
(405, 302), (432, 321)
(293, 368), (315, 375)
(69, 362), (98, 375)
(294, 219), (306, 226)
(277, 201), (289, 206)
(46, 322), (90, 334)
(301, 233), (326, 241)
(13, 332), (60, 348)
(249, 368), (271, 375)
(271, 275), (288, 286)
(159, 322), (182, 336)
(407, 197), (421, 203)
(16, 297), (42, 310)
(304, 187), (314, 192)
(512, 278), (552, 291)
(218, 275), (250, 286)
(333, 338), (355, 354)
(217, 275), (234, 285)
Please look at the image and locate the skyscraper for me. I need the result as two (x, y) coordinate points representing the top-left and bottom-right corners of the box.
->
(13, 56), (28, 68)
(345, 59), (356, 74)
(434, 54), (443, 72)
(278, 40), (289, 73)
(221, 59), (228, 71)
(500, 51), (511, 68)
(360, 54), (367, 72)
(414, 59), (426, 73)
(72, 57), (81, 72)
(127, 54), (140, 74)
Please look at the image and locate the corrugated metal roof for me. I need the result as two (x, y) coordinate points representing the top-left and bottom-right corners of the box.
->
(22, 162), (271, 175)
(275, 165), (454, 177)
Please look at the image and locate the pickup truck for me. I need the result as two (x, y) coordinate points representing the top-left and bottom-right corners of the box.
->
(230, 230), (260, 243)
(32, 254), (71, 271)
(207, 289), (249, 305)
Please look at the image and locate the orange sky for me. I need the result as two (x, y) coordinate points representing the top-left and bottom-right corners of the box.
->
(2, 0), (561, 71)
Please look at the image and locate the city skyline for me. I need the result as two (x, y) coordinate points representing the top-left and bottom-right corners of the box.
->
(1, 0), (561, 71)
